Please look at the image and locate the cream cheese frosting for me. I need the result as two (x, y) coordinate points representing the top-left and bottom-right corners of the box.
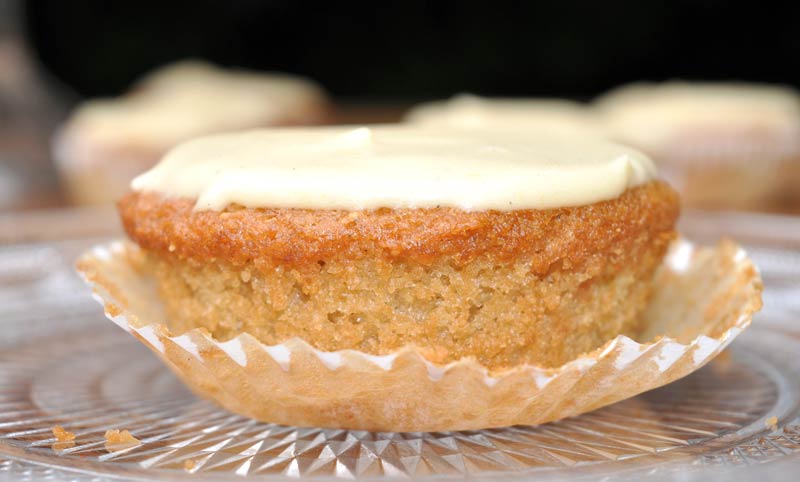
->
(132, 126), (655, 211)
(65, 60), (326, 152)
(596, 82), (800, 156)
(406, 94), (605, 137)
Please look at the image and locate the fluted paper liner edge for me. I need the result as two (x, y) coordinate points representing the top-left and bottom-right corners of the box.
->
(76, 239), (762, 432)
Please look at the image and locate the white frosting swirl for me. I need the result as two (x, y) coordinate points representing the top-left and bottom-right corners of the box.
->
(132, 126), (656, 211)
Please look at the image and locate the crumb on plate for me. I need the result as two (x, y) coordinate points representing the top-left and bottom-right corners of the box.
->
(51, 425), (76, 451)
(765, 416), (778, 431)
(104, 429), (141, 452)
(52, 425), (75, 442)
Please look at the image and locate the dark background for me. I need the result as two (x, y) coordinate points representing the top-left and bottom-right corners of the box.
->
(23, 0), (800, 101)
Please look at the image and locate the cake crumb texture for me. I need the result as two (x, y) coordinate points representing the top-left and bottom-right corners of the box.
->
(125, 182), (679, 370)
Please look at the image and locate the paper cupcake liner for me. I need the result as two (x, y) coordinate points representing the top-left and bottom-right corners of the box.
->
(76, 239), (762, 432)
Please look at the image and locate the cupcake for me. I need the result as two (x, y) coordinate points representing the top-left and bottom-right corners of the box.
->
(119, 126), (675, 369)
(406, 94), (605, 137)
(78, 126), (762, 431)
(595, 82), (800, 211)
(54, 60), (329, 206)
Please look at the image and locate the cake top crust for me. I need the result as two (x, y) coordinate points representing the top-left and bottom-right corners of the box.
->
(132, 125), (655, 211)
(119, 181), (678, 267)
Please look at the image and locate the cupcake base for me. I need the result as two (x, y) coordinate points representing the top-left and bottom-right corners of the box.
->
(77, 239), (762, 432)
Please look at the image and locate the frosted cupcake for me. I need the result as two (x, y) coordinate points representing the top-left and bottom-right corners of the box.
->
(78, 125), (763, 431)
(118, 126), (674, 370)
(406, 94), (605, 137)
(54, 60), (329, 205)
(595, 82), (800, 211)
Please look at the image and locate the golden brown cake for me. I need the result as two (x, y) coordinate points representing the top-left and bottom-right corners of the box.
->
(54, 60), (329, 206)
(595, 81), (800, 212)
(119, 126), (678, 370)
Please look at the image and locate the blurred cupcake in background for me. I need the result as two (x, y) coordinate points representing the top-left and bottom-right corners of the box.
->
(406, 94), (605, 137)
(54, 60), (329, 205)
(595, 82), (800, 212)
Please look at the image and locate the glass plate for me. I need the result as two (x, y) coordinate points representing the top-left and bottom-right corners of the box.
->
(0, 211), (798, 481)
